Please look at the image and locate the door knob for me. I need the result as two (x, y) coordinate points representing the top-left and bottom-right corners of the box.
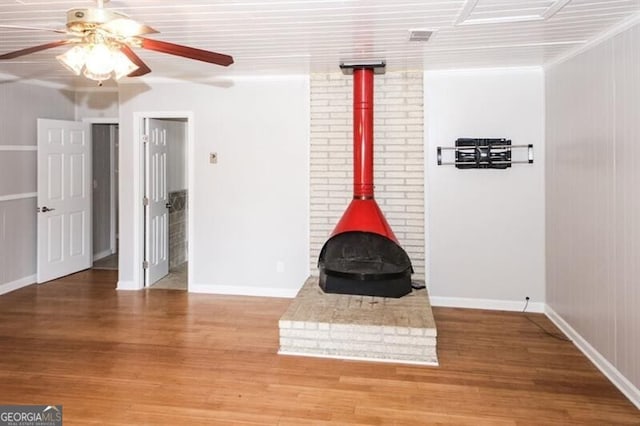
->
(40, 206), (55, 213)
(165, 202), (173, 209)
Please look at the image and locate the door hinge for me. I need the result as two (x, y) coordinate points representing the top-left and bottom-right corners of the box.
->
(143, 261), (149, 269)
(142, 134), (149, 144)
(143, 196), (149, 206)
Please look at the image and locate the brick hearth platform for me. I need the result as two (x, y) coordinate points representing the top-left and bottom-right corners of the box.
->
(279, 276), (438, 365)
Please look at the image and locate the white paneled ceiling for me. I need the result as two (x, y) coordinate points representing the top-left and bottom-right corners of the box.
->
(0, 0), (639, 85)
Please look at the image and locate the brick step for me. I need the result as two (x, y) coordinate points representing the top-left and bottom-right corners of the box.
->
(279, 276), (438, 366)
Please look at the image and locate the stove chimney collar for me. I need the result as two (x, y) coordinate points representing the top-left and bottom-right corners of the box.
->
(340, 60), (386, 75)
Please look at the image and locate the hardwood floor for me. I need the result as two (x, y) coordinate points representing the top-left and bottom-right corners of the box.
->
(0, 270), (638, 425)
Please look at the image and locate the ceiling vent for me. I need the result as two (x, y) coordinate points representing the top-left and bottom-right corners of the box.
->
(408, 30), (433, 42)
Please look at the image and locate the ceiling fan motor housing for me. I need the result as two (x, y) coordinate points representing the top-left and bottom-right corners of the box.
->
(66, 8), (127, 32)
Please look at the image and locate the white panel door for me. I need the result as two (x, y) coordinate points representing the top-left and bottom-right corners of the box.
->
(145, 119), (169, 286)
(37, 119), (92, 283)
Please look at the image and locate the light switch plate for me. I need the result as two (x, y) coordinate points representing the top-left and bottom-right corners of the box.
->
(209, 152), (218, 164)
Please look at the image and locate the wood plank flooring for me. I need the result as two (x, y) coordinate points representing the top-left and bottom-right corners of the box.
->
(0, 270), (638, 425)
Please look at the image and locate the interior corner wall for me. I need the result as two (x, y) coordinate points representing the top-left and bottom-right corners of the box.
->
(424, 68), (545, 309)
(0, 81), (75, 292)
(309, 71), (426, 280)
(545, 23), (640, 399)
(118, 77), (310, 296)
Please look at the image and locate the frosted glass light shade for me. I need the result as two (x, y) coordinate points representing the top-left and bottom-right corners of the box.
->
(82, 69), (112, 82)
(111, 49), (139, 79)
(84, 43), (114, 78)
(56, 42), (141, 83)
(56, 45), (88, 75)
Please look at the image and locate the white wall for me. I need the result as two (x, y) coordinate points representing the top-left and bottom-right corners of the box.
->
(424, 68), (545, 310)
(0, 81), (75, 294)
(118, 77), (310, 296)
(75, 89), (119, 120)
(546, 23), (640, 406)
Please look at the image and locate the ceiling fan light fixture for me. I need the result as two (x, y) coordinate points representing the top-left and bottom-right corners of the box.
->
(56, 45), (88, 75)
(84, 42), (114, 76)
(83, 67), (112, 82)
(56, 41), (139, 83)
(111, 48), (139, 79)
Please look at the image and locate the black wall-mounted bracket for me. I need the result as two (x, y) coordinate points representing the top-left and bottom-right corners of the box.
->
(437, 138), (533, 169)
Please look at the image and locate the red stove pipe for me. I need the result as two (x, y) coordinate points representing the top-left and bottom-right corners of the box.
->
(318, 61), (413, 298)
(353, 68), (374, 199)
(330, 65), (399, 243)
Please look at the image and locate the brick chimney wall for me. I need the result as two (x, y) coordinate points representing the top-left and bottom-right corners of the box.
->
(309, 71), (425, 280)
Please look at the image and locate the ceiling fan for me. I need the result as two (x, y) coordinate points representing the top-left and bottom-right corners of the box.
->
(0, 0), (233, 84)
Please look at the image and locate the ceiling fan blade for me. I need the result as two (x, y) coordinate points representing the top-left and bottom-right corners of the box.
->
(100, 18), (158, 37)
(0, 40), (71, 60)
(139, 38), (233, 66)
(0, 24), (67, 34)
(120, 45), (152, 77)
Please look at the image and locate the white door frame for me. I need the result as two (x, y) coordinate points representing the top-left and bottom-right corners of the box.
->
(82, 118), (119, 256)
(132, 111), (194, 290)
(109, 124), (118, 254)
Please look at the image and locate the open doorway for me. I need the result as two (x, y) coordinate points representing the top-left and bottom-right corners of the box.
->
(92, 123), (119, 270)
(144, 117), (189, 290)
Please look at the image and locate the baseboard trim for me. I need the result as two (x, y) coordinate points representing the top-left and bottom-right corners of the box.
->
(116, 280), (141, 291)
(93, 250), (112, 262)
(189, 283), (298, 298)
(545, 305), (640, 410)
(0, 275), (36, 296)
(430, 296), (544, 313)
